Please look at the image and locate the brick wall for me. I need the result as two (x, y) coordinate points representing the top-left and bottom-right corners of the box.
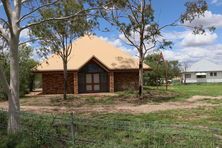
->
(109, 72), (114, 92)
(114, 72), (139, 91)
(42, 71), (138, 94)
(42, 72), (74, 94)
(73, 72), (78, 94)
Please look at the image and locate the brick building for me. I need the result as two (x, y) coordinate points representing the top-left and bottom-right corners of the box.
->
(35, 36), (150, 94)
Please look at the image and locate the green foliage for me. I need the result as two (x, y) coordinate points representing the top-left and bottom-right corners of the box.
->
(181, 0), (211, 34)
(144, 53), (181, 86)
(19, 45), (38, 96)
(181, 0), (208, 23)
(0, 45), (38, 100)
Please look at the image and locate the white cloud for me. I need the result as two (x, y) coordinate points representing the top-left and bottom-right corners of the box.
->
(184, 11), (222, 28)
(20, 28), (29, 39)
(0, 2), (2, 6)
(156, 27), (221, 64)
(118, 31), (160, 56)
(163, 30), (217, 47)
(181, 31), (217, 47)
(163, 44), (222, 64)
(211, 0), (222, 5)
(99, 36), (137, 56)
(162, 31), (185, 41)
(212, 0), (219, 3)
(99, 33), (222, 65)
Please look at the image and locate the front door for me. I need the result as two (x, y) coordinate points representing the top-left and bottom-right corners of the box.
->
(86, 73), (100, 92)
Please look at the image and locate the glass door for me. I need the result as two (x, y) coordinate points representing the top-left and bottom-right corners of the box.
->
(86, 73), (100, 92)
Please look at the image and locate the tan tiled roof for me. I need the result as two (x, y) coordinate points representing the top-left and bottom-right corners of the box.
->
(35, 35), (150, 71)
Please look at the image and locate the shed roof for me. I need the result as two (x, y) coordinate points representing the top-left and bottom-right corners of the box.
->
(35, 35), (150, 71)
(186, 59), (222, 72)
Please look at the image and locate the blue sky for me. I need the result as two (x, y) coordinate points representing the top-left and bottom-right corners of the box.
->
(95, 0), (222, 65)
(1, 0), (222, 65)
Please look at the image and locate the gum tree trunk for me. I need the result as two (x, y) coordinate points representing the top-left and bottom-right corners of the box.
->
(63, 60), (68, 100)
(8, 35), (20, 134)
(138, 53), (144, 99)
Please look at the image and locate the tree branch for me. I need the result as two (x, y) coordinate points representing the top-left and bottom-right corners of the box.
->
(20, 6), (103, 31)
(15, 0), (22, 20)
(18, 37), (42, 46)
(18, 0), (60, 23)
(144, 41), (156, 56)
(0, 30), (9, 42)
(1, 0), (13, 27)
(0, 22), (9, 42)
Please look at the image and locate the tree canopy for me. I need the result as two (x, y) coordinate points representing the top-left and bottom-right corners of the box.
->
(144, 53), (181, 86)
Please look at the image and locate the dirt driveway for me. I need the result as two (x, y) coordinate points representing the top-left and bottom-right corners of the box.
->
(0, 95), (221, 114)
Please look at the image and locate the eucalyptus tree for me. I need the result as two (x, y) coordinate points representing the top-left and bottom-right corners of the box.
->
(98, 0), (209, 99)
(0, 0), (101, 134)
(30, 0), (95, 100)
(98, 0), (172, 99)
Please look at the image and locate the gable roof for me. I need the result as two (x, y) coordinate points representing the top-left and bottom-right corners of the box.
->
(186, 59), (222, 72)
(35, 35), (150, 71)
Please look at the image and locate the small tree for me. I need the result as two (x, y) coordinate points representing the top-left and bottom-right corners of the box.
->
(144, 53), (181, 86)
(99, 0), (172, 99)
(30, 0), (94, 100)
(0, 0), (102, 134)
(0, 44), (37, 98)
(19, 45), (38, 95)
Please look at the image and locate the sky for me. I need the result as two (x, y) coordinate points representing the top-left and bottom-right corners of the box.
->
(95, 0), (222, 65)
(1, 0), (222, 65)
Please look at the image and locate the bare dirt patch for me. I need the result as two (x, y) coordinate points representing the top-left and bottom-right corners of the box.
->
(1, 95), (222, 115)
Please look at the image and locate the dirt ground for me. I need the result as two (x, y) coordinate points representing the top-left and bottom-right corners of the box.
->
(0, 94), (222, 115)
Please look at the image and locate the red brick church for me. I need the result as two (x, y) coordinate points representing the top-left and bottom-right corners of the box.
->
(34, 35), (150, 94)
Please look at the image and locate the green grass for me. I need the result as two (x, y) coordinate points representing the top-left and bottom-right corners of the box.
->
(2, 84), (222, 147)
(172, 83), (222, 96)
(94, 105), (222, 130)
(1, 110), (221, 147)
(145, 83), (222, 101)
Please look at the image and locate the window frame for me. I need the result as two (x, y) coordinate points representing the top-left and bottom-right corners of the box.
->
(185, 74), (191, 79)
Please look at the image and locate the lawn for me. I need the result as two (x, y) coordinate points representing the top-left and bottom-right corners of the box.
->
(1, 83), (222, 147)
(94, 105), (222, 129)
(171, 83), (222, 97)
(146, 83), (222, 101)
(1, 108), (222, 147)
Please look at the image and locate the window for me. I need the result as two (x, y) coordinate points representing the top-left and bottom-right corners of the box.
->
(80, 62), (105, 73)
(185, 74), (191, 78)
(86, 74), (92, 83)
(93, 74), (100, 83)
(210, 72), (217, 77)
(196, 75), (206, 78)
(214, 72), (217, 76)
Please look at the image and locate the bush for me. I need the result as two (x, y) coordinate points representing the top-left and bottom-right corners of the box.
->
(0, 45), (38, 100)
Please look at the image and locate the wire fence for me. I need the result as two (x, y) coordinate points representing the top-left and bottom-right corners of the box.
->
(0, 109), (222, 148)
